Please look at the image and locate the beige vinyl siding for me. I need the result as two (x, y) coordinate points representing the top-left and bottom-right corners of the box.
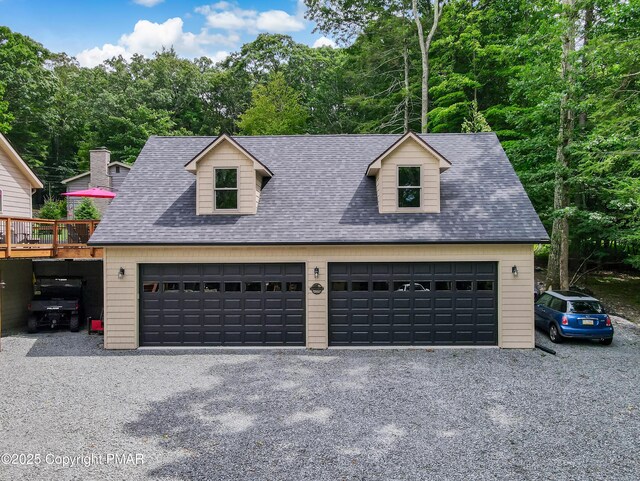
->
(103, 244), (534, 350)
(196, 141), (258, 215)
(255, 173), (263, 209)
(0, 148), (34, 217)
(377, 137), (440, 214)
(0, 259), (33, 333)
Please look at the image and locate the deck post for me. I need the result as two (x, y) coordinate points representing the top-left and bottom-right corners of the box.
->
(5, 218), (11, 258)
(53, 220), (58, 257)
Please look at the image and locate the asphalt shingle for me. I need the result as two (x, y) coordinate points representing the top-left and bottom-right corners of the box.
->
(88, 133), (549, 245)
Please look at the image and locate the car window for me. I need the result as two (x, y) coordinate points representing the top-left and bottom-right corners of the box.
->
(568, 300), (605, 314)
(549, 297), (566, 313)
(537, 293), (553, 307)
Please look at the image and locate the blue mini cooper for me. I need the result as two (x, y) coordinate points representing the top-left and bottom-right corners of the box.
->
(535, 290), (614, 345)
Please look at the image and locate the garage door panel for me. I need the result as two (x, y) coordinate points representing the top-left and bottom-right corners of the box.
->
(413, 313), (432, 325)
(351, 314), (370, 326)
(434, 298), (453, 309)
(392, 298), (411, 309)
(203, 299), (222, 309)
(330, 298), (348, 309)
(203, 314), (222, 326)
(329, 262), (497, 346)
(372, 331), (391, 343)
(351, 298), (369, 309)
(455, 297), (473, 308)
(203, 331), (222, 343)
(140, 263), (305, 346)
(477, 297), (496, 309)
(392, 313), (411, 325)
(372, 298), (390, 309)
(183, 331), (202, 344)
(414, 297), (432, 309)
(455, 331), (474, 343)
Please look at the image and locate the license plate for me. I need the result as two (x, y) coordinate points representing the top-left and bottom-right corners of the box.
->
(582, 319), (594, 326)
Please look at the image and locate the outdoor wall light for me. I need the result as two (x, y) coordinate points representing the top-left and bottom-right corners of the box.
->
(314, 266), (320, 279)
(118, 267), (126, 279)
(512, 265), (519, 277)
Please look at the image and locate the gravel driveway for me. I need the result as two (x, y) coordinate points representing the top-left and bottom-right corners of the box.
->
(1, 320), (639, 481)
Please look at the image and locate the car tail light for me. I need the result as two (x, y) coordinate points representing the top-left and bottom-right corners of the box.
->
(27, 303), (31, 311)
(562, 315), (569, 325)
(75, 302), (79, 311)
(605, 315), (611, 327)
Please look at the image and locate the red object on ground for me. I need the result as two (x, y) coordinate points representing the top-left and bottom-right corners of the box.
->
(90, 319), (104, 332)
(62, 187), (116, 199)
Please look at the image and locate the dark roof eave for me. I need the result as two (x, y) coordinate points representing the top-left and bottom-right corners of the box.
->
(88, 238), (550, 247)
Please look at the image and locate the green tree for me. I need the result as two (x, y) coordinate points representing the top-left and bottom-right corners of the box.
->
(461, 100), (491, 133)
(38, 198), (67, 219)
(74, 198), (100, 220)
(0, 82), (12, 133)
(237, 72), (308, 135)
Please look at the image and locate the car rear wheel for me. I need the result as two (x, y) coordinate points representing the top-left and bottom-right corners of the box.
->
(27, 314), (38, 334)
(599, 338), (613, 346)
(549, 324), (563, 343)
(69, 315), (80, 333)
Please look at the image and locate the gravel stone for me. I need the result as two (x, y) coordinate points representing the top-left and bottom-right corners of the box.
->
(0, 320), (638, 481)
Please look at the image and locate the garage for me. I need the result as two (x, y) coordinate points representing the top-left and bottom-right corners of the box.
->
(139, 263), (305, 346)
(329, 262), (498, 346)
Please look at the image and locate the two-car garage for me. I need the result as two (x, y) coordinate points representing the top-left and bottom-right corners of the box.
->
(138, 261), (498, 347)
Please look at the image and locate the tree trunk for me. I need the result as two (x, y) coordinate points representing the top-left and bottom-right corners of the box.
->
(578, 4), (594, 129)
(546, 0), (577, 290)
(403, 37), (410, 133)
(413, 0), (442, 133)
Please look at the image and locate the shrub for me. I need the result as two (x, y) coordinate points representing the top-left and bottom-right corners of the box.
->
(38, 198), (66, 219)
(74, 198), (100, 220)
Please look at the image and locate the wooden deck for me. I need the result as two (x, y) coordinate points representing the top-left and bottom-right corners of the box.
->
(0, 217), (102, 259)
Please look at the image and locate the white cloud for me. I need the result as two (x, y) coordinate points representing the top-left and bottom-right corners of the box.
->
(312, 36), (337, 48)
(196, 2), (306, 33)
(76, 44), (131, 68)
(133, 0), (164, 6)
(76, 17), (237, 67)
(210, 50), (230, 63)
(256, 10), (304, 32)
(204, 11), (253, 30)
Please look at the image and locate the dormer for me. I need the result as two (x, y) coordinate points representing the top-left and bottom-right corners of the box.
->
(185, 134), (273, 215)
(366, 132), (451, 214)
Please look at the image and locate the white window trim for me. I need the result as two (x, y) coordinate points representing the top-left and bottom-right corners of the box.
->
(0, 188), (3, 213)
(214, 167), (239, 211)
(397, 165), (422, 209)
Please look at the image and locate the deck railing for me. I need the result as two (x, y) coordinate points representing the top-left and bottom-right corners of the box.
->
(0, 217), (100, 258)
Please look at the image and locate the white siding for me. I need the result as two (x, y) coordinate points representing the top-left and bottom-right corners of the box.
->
(0, 148), (33, 217)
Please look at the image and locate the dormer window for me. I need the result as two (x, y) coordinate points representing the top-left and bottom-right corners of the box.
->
(398, 166), (421, 208)
(214, 168), (238, 210)
(185, 134), (273, 216)
(366, 132), (451, 214)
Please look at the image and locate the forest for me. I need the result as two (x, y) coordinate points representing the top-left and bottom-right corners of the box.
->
(0, 0), (638, 287)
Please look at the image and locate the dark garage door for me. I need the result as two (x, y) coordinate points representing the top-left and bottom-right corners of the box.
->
(140, 263), (305, 346)
(329, 262), (498, 346)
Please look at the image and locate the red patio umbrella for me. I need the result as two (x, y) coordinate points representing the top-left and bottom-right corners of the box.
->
(62, 187), (116, 199)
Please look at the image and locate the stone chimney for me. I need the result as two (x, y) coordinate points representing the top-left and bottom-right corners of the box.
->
(88, 147), (111, 218)
(89, 147), (110, 189)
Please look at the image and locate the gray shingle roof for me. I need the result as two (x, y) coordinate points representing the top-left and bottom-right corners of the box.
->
(88, 133), (549, 245)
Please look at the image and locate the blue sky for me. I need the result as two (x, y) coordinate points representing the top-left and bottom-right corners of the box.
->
(0, 0), (336, 67)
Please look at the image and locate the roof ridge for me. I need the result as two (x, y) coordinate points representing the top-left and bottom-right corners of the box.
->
(152, 132), (496, 139)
